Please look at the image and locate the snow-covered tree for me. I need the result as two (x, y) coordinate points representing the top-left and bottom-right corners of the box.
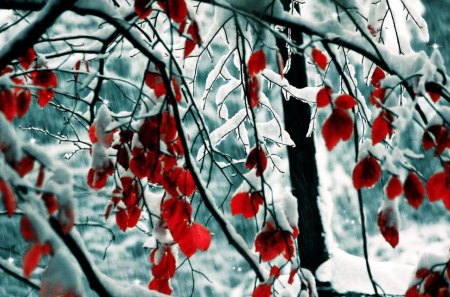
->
(0, 0), (449, 296)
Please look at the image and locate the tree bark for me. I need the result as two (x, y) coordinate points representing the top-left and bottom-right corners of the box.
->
(278, 1), (329, 277)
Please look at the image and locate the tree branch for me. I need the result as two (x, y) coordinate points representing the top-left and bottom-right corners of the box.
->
(0, 0), (46, 10)
(0, 0), (76, 71)
(0, 257), (41, 291)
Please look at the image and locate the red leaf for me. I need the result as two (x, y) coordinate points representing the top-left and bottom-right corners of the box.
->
(377, 208), (399, 248)
(116, 146), (130, 170)
(427, 91), (441, 103)
(0, 179), (15, 217)
(386, 175), (403, 200)
(276, 51), (285, 77)
(248, 50), (266, 77)
(151, 246), (176, 279)
(352, 156), (381, 189)
(161, 198), (192, 240)
(248, 76), (260, 109)
(0, 88), (17, 121)
(422, 125), (449, 155)
(288, 268), (298, 284)
(335, 94), (357, 109)
(372, 111), (393, 145)
(252, 284), (271, 297)
(23, 244), (43, 278)
(370, 88), (386, 107)
(20, 216), (37, 242)
(404, 172), (425, 209)
(145, 72), (166, 98)
(87, 168), (109, 190)
(58, 206), (75, 235)
(184, 21), (201, 58)
(322, 108), (353, 151)
(139, 116), (161, 150)
(177, 222), (212, 258)
(416, 268), (430, 279)
(42, 193), (58, 215)
(149, 277), (172, 295)
(115, 209), (128, 232)
(173, 167), (196, 197)
(89, 124), (99, 144)
(36, 164), (45, 188)
(405, 286), (418, 297)
(134, 0), (152, 19)
(316, 86), (332, 108)
(426, 171), (450, 210)
(312, 48), (327, 70)
(230, 192), (264, 219)
(160, 111), (177, 143)
(171, 79), (182, 102)
(158, 0), (187, 24)
(255, 223), (294, 262)
(16, 90), (31, 118)
(31, 70), (57, 107)
(270, 266), (280, 278)
(371, 66), (385, 88)
(245, 147), (267, 176)
(127, 205), (141, 228)
(19, 48), (36, 70)
(14, 155), (35, 177)
(129, 153), (149, 179)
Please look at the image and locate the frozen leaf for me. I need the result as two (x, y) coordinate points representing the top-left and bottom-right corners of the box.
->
(377, 206), (399, 248)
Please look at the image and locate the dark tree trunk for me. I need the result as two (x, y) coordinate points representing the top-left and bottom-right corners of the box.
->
(277, 1), (329, 277)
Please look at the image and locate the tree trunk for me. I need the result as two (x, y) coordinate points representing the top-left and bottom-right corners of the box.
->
(277, 1), (329, 277)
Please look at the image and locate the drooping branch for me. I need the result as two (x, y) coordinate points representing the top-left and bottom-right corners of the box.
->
(194, 0), (450, 103)
(70, 1), (267, 282)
